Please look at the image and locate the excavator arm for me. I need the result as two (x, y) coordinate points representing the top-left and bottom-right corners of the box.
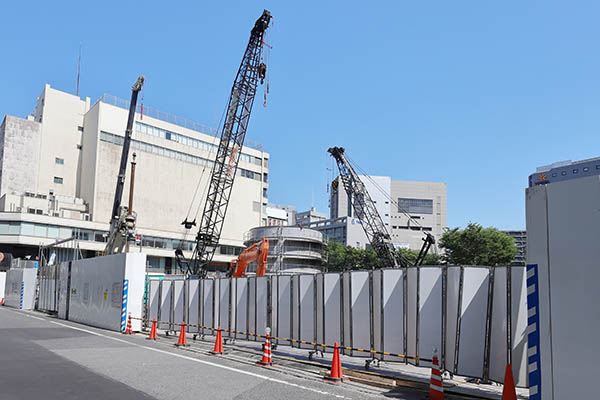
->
(228, 238), (269, 277)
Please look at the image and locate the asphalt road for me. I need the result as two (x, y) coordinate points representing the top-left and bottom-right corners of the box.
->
(0, 308), (431, 400)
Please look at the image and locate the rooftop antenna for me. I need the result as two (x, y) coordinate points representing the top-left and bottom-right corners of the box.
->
(76, 43), (82, 97)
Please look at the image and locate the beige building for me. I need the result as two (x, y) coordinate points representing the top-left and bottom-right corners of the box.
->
(0, 84), (270, 272)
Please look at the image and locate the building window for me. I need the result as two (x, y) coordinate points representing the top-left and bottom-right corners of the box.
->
(77, 126), (84, 132)
(573, 169), (579, 174)
(561, 171), (567, 176)
(397, 198), (433, 214)
(551, 173), (557, 177)
(263, 173), (268, 183)
(55, 157), (64, 165)
(263, 188), (267, 198)
(53, 177), (63, 184)
(583, 167), (589, 172)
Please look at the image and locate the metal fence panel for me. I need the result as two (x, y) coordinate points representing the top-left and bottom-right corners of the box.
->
(374, 269), (405, 362)
(235, 278), (249, 340)
(148, 280), (160, 322)
(445, 266), (461, 372)
(158, 280), (172, 330)
(407, 268), (418, 363)
(201, 279), (214, 335)
(294, 274), (315, 349)
(273, 275), (292, 346)
(343, 271), (371, 357)
(317, 273), (341, 353)
(418, 267), (443, 368)
(187, 279), (200, 333)
(489, 267), (507, 382)
(218, 279), (231, 337)
(255, 277), (269, 340)
(456, 267), (489, 377)
(173, 280), (185, 326)
(511, 267), (529, 387)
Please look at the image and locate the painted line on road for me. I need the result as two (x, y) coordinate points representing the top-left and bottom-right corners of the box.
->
(9, 309), (352, 400)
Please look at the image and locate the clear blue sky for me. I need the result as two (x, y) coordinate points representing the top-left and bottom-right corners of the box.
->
(1, 1), (599, 230)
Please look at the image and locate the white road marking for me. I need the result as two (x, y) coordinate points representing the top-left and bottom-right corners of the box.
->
(6, 309), (352, 399)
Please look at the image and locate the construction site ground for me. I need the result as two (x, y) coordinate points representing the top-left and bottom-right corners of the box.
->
(0, 307), (528, 399)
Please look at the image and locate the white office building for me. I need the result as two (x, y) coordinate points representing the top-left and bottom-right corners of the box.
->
(0, 84), (270, 272)
(327, 175), (447, 251)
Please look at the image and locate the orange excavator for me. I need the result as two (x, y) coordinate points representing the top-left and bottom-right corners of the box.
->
(227, 238), (269, 277)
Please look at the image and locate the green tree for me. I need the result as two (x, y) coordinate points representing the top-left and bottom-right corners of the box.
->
(398, 248), (443, 266)
(438, 223), (517, 266)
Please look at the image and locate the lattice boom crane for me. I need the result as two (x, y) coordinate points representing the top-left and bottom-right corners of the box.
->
(181, 10), (271, 277)
(328, 147), (435, 268)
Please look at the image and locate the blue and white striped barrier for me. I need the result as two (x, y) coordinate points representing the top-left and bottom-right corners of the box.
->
(19, 281), (24, 309)
(121, 279), (129, 333)
(526, 264), (541, 400)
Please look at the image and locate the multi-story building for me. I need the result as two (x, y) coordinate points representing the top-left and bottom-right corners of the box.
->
(265, 205), (288, 226)
(502, 230), (526, 266)
(0, 84), (270, 273)
(295, 207), (327, 227)
(329, 175), (447, 251)
(244, 225), (325, 273)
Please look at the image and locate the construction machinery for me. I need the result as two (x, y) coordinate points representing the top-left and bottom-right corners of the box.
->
(327, 146), (435, 268)
(227, 238), (269, 277)
(177, 10), (272, 277)
(105, 75), (144, 255)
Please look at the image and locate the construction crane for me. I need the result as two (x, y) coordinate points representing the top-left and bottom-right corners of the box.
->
(227, 238), (269, 277)
(178, 10), (272, 277)
(105, 75), (144, 255)
(327, 147), (435, 268)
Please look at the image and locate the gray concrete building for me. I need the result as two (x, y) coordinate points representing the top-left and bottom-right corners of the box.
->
(502, 230), (526, 266)
(244, 226), (325, 273)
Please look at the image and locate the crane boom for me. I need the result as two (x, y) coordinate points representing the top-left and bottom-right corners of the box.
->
(328, 147), (405, 268)
(105, 75), (144, 255)
(186, 10), (271, 277)
(329, 147), (435, 268)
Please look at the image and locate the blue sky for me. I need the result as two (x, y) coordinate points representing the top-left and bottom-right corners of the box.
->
(1, 1), (599, 230)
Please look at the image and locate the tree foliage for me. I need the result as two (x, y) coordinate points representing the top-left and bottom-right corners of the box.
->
(325, 240), (442, 271)
(438, 223), (517, 266)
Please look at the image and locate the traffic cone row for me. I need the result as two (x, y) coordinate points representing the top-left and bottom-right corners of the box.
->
(210, 326), (224, 355)
(324, 342), (345, 383)
(256, 333), (273, 366)
(429, 350), (444, 399)
(123, 315), (133, 335)
(146, 318), (157, 340)
(175, 322), (188, 347)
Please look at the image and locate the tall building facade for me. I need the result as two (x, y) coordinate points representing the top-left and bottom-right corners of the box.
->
(0, 84), (270, 272)
(502, 230), (526, 266)
(329, 175), (446, 251)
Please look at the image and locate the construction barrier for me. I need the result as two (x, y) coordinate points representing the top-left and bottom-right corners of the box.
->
(145, 265), (529, 387)
(4, 267), (37, 310)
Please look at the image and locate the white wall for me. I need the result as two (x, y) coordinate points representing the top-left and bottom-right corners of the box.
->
(63, 253), (146, 332)
(3, 268), (36, 309)
(526, 175), (600, 399)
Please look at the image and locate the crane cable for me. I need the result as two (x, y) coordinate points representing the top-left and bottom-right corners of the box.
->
(344, 154), (422, 228)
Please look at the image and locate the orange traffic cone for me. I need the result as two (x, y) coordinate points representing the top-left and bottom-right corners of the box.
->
(146, 318), (157, 340)
(502, 364), (517, 400)
(175, 322), (188, 347)
(429, 350), (444, 400)
(256, 333), (273, 366)
(123, 315), (133, 335)
(324, 342), (345, 383)
(0, 297), (4, 306)
(210, 326), (224, 355)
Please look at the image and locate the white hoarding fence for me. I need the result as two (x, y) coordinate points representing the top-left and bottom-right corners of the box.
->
(140, 265), (528, 386)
